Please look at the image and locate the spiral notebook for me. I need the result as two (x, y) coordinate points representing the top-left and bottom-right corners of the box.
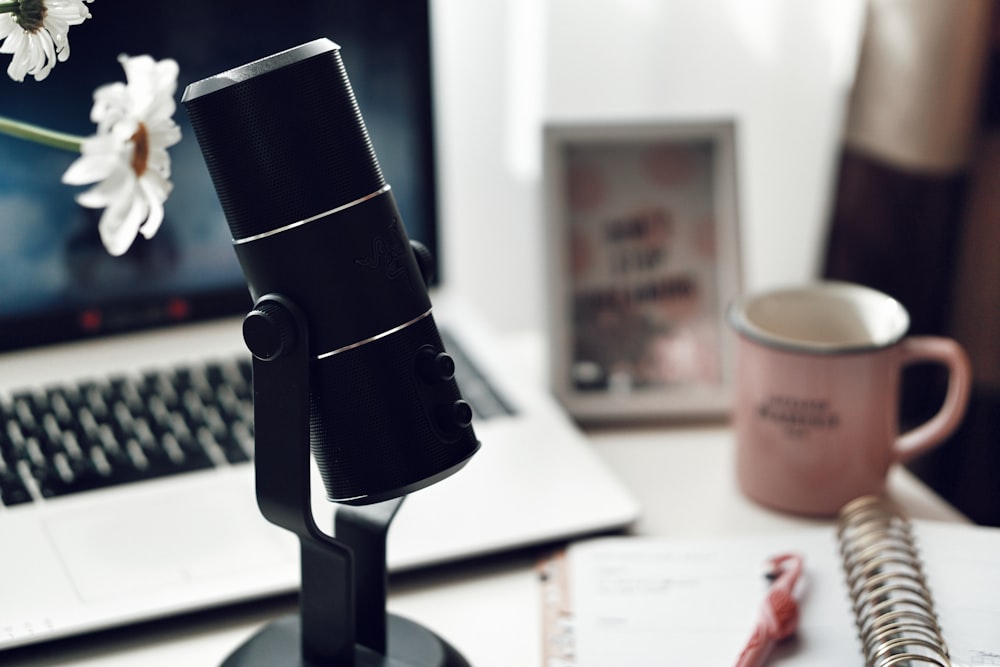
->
(539, 496), (1000, 666)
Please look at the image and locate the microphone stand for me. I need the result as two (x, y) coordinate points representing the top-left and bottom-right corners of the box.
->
(222, 294), (469, 667)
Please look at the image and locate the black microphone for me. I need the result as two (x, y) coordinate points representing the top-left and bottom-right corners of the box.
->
(182, 38), (479, 506)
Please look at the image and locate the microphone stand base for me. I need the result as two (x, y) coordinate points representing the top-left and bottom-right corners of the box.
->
(221, 612), (470, 667)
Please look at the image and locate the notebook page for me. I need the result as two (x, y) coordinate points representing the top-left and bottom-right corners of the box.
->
(913, 521), (1000, 666)
(567, 529), (860, 666)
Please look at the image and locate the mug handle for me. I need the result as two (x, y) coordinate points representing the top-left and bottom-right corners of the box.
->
(894, 336), (973, 461)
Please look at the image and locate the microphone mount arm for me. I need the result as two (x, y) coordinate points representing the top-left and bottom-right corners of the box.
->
(221, 293), (468, 667)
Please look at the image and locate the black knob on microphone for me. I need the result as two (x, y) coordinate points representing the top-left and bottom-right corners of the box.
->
(183, 39), (479, 505)
(243, 301), (296, 362)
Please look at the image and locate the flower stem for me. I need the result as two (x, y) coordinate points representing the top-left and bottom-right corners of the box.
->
(0, 2), (19, 14)
(0, 116), (84, 152)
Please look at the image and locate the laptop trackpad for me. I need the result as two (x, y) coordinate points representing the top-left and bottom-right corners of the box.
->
(42, 473), (294, 603)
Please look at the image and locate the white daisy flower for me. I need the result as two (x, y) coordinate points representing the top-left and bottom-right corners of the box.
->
(62, 54), (182, 256)
(0, 0), (93, 82)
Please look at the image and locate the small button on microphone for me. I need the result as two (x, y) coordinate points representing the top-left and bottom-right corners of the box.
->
(437, 400), (473, 433)
(416, 346), (456, 383)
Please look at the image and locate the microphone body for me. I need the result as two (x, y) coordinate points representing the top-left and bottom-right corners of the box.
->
(182, 39), (479, 505)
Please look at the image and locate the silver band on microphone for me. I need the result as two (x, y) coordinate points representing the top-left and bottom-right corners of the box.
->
(316, 308), (432, 360)
(232, 184), (392, 245)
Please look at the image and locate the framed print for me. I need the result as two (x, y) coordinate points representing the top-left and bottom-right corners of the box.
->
(543, 120), (741, 421)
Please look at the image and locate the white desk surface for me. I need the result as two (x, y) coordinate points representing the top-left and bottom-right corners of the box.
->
(8, 420), (965, 667)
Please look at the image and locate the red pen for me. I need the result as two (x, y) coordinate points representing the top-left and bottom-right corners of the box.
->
(734, 553), (805, 667)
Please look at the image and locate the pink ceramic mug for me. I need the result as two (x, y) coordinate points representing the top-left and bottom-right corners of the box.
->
(727, 281), (971, 516)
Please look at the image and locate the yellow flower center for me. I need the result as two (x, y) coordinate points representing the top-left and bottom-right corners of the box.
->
(130, 123), (149, 177)
(14, 0), (47, 33)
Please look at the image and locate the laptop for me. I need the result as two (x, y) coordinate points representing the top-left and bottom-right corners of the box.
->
(0, 0), (639, 651)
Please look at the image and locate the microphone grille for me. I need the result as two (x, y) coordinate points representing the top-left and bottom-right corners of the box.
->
(184, 39), (385, 240)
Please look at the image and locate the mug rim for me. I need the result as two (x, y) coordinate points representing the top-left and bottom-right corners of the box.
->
(727, 281), (910, 355)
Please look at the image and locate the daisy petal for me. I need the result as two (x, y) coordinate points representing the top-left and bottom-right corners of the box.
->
(99, 181), (147, 256)
(62, 152), (124, 186)
(138, 178), (166, 240)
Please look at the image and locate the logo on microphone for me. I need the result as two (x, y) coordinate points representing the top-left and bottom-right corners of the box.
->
(356, 220), (413, 289)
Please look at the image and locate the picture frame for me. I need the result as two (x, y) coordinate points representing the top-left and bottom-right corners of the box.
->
(543, 119), (741, 421)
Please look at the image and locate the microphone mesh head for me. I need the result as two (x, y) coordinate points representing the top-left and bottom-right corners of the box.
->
(183, 39), (385, 240)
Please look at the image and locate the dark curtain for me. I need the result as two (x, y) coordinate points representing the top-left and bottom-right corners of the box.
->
(823, 0), (1000, 525)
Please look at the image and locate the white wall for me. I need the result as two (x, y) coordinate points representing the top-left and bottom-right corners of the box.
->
(431, 0), (866, 333)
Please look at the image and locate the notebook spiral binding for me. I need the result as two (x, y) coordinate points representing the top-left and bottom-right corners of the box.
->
(836, 495), (952, 667)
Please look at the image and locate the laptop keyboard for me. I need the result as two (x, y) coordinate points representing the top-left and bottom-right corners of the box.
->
(0, 358), (254, 507)
(0, 333), (511, 507)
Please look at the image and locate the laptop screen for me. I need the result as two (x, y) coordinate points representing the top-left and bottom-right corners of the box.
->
(0, 0), (438, 352)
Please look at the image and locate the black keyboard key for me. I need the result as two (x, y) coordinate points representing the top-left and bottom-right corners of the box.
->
(10, 394), (41, 434)
(220, 439), (250, 464)
(0, 468), (31, 506)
